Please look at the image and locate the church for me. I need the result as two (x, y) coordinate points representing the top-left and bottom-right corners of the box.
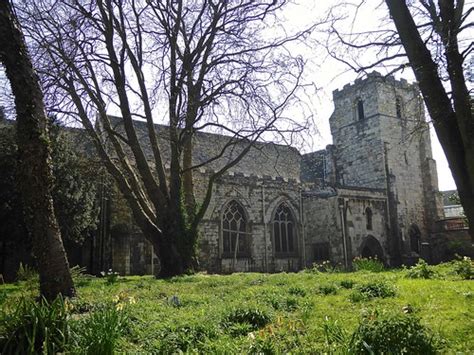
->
(82, 72), (446, 275)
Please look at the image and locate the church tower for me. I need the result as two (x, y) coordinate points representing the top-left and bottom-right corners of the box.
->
(329, 72), (443, 264)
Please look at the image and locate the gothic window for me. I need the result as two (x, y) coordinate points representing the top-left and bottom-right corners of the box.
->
(365, 207), (373, 230)
(396, 96), (403, 119)
(356, 99), (365, 120)
(273, 203), (297, 256)
(222, 201), (249, 257)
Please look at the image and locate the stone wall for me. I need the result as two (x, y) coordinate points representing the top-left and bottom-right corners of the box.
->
(330, 77), (387, 189)
(303, 187), (388, 267)
(198, 172), (302, 273)
(109, 117), (302, 181)
(329, 72), (443, 264)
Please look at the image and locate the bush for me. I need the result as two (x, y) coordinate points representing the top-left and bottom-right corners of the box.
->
(349, 311), (440, 354)
(339, 279), (355, 289)
(15, 263), (37, 282)
(75, 303), (129, 355)
(70, 265), (91, 287)
(288, 286), (306, 297)
(352, 256), (385, 272)
(322, 317), (349, 353)
(452, 256), (473, 280)
(318, 284), (338, 295)
(0, 296), (70, 354)
(223, 307), (271, 333)
(155, 323), (218, 353)
(350, 281), (396, 301)
(310, 260), (343, 273)
(101, 269), (120, 285)
(406, 259), (435, 279)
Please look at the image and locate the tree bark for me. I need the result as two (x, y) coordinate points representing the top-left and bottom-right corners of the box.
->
(385, 0), (474, 239)
(0, 0), (75, 299)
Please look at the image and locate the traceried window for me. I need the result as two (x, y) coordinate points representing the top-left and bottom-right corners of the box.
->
(366, 207), (373, 230)
(273, 203), (297, 255)
(222, 201), (249, 257)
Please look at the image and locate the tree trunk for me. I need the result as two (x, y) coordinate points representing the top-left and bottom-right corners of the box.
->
(148, 223), (197, 278)
(385, 0), (474, 239)
(0, 1), (75, 299)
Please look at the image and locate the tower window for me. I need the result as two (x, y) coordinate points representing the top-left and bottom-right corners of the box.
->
(365, 207), (373, 230)
(222, 200), (250, 257)
(357, 99), (365, 120)
(396, 97), (403, 119)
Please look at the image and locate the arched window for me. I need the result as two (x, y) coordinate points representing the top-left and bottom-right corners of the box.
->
(222, 201), (249, 257)
(273, 203), (297, 255)
(396, 96), (403, 119)
(365, 207), (373, 230)
(357, 99), (365, 120)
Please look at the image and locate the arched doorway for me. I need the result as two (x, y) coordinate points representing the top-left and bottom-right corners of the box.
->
(409, 225), (421, 254)
(360, 235), (384, 260)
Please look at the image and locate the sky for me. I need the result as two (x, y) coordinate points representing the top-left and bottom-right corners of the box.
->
(1, 0), (470, 192)
(279, 0), (470, 191)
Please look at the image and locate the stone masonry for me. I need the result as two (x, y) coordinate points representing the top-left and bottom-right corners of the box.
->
(104, 72), (445, 274)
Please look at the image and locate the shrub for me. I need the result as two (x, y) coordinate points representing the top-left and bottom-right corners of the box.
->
(350, 281), (396, 301)
(155, 323), (218, 353)
(75, 303), (129, 355)
(406, 259), (435, 279)
(283, 297), (299, 312)
(15, 263), (37, 282)
(339, 279), (355, 289)
(311, 260), (343, 273)
(70, 265), (91, 287)
(452, 256), (473, 280)
(0, 296), (70, 354)
(223, 307), (271, 333)
(101, 269), (120, 285)
(322, 317), (349, 353)
(288, 286), (306, 297)
(349, 311), (440, 354)
(352, 256), (384, 272)
(318, 284), (338, 295)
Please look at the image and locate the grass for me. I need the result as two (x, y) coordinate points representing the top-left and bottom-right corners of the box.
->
(0, 263), (472, 353)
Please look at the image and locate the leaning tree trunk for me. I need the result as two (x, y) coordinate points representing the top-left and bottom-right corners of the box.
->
(0, 0), (75, 299)
(385, 0), (474, 240)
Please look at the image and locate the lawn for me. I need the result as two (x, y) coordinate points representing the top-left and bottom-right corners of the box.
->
(0, 260), (473, 353)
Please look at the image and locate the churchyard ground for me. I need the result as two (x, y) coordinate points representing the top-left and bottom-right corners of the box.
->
(0, 259), (472, 353)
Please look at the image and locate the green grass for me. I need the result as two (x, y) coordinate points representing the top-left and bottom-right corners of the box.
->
(0, 263), (472, 353)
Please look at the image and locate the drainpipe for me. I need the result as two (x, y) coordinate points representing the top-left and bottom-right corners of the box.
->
(261, 185), (268, 272)
(339, 201), (348, 269)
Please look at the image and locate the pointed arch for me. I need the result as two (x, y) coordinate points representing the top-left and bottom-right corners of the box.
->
(360, 235), (384, 261)
(272, 202), (298, 256)
(221, 200), (250, 257)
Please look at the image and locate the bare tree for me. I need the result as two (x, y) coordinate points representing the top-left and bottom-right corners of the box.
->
(0, 0), (74, 298)
(324, 0), (474, 240)
(20, 0), (315, 276)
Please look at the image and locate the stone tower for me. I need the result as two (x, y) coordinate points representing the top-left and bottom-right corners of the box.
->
(329, 72), (443, 264)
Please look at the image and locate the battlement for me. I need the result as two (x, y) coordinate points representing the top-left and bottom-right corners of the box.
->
(332, 71), (417, 99)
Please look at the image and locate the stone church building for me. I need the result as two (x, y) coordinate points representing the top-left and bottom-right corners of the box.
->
(88, 72), (444, 275)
